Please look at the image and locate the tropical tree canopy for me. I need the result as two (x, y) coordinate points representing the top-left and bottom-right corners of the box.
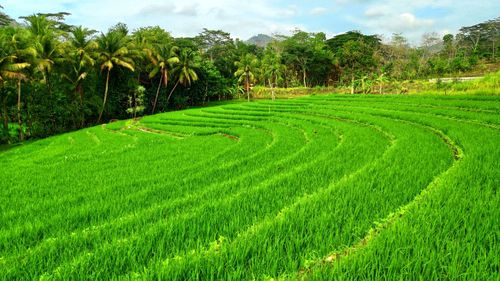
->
(0, 6), (498, 144)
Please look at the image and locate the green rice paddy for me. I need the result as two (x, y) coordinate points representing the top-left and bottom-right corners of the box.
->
(0, 94), (499, 280)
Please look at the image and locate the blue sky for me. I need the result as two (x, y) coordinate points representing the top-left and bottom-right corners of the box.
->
(2, 0), (499, 43)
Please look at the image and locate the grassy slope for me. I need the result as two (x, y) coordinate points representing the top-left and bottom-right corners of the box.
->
(252, 71), (500, 98)
(0, 94), (498, 280)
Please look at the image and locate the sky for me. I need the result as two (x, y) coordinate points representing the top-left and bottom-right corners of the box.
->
(2, 0), (499, 44)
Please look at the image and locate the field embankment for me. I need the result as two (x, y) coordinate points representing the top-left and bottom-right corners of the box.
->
(252, 71), (500, 98)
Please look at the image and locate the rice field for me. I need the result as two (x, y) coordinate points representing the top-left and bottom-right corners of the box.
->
(0, 94), (499, 280)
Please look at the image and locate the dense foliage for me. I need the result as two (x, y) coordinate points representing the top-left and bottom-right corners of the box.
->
(0, 8), (498, 144)
(0, 94), (498, 279)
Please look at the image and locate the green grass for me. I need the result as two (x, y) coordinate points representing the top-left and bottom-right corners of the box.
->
(0, 94), (499, 280)
(409, 71), (500, 96)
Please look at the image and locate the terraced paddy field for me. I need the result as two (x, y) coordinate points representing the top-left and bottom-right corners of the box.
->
(0, 94), (499, 280)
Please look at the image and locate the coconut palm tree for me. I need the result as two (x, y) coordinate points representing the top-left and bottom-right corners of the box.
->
(0, 31), (31, 141)
(262, 53), (282, 101)
(234, 54), (258, 101)
(147, 44), (179, 113)
(96, 30), (135, 123)
(63, 26), (97, 127)
(5, 27), (36, 140)
(166, 49), (200, 105)
(23, 14), (66, 133)
(23, 15), (62, 98)
(128, 28), (156, 117)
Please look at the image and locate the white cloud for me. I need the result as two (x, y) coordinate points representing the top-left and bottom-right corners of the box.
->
(2, 0), (499, 42)
(309, 7), (328, 16)
(138, 4), (175, 17)
(398, 13), (434, 30)
(173, 4), (199, 17)
(355, 7), (436, 42)
(355, 0), (499, 43)
(2, 0), (305, 39)
(364, 6), (389, 18)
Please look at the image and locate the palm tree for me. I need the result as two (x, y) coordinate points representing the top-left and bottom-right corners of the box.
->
(147, 44), (179, 113)
(166, 49), (200, 105)
(0, 27), (34, 140)
(128, 29), (155, 118)
(0, 32), (31, 141)
(23, 14), (65, 132)
(96, 30), (135, 123)
(262, 53), (282, 101)
(23, 15), (62, 97)
(8, 27), (36, 140)
(235, 54), (258, 101)
(63, 26), (97, 127)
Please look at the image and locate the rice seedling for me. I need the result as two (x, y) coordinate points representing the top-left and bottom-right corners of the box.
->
(0, 94), (498, 280)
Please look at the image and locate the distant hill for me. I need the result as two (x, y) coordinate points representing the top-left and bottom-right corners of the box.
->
(246, 34), (274, 47)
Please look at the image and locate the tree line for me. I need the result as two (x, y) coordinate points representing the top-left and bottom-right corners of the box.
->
(0, 7), (498, 144)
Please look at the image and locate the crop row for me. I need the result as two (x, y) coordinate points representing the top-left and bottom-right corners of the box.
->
(0, 94), (498, 280)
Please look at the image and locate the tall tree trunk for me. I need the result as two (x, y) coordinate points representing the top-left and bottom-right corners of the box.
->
(471, 36), (480, 54)
(2, 95), (9, 140)
(132, 90), (136, 119)
(45, 71), (56, 132)
(17, 80), (23, 141)
(76, 84), (85, 128)
(98, 69), (111, 123)
(493, 40), (496, 62)
(152, 74), (163, 114)
(26, 88), (33, 138)
(204, 81), (208, 105)
(166, 80), (180, 105)
(134, 72), (141, 118)
(271, 74), (276, 101)
(351, 74), (355, 94)
(245, 73), (250, 102)
(302, 68), (307, 88)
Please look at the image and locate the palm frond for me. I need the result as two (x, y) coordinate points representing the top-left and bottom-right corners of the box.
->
(112, 58), (134, 71)
(149, 66), (160, 79)
(101, 60), (113, 71)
